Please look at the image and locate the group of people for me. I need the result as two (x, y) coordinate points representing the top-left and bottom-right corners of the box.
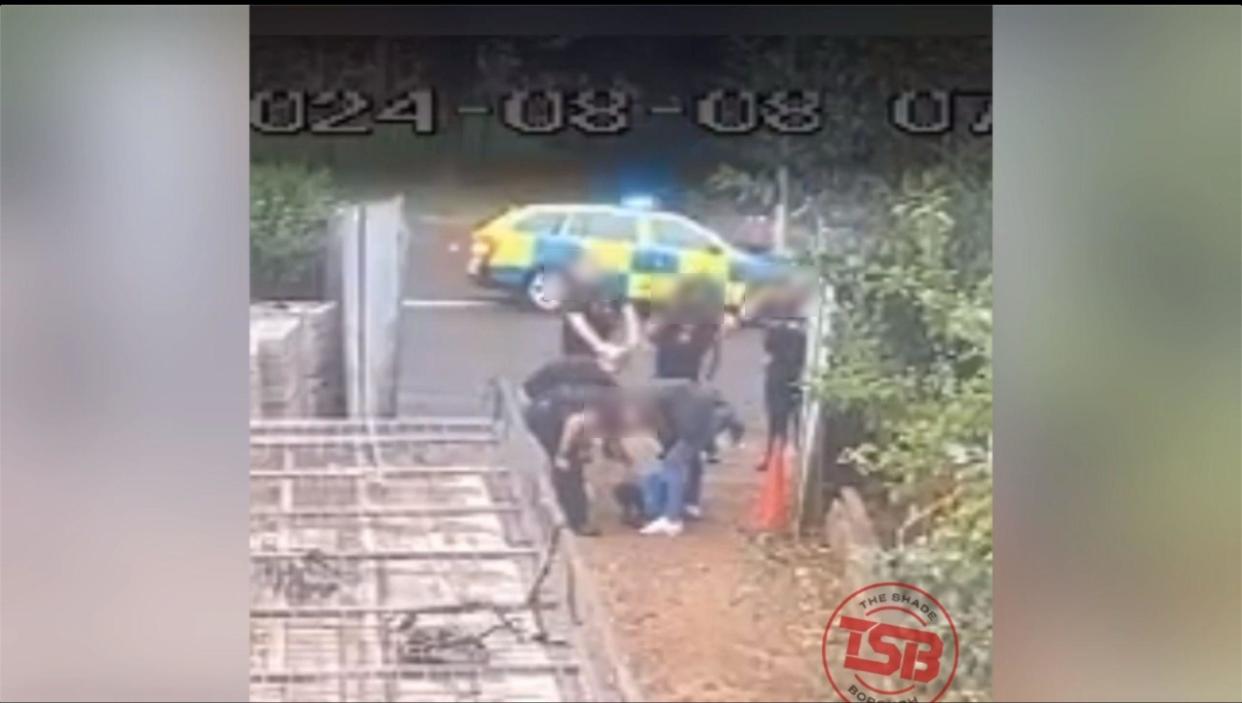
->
(521, 255), (810, 538)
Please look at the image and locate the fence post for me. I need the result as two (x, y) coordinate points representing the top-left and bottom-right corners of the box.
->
(795, 281), (834, 536)
(338, 196), (408, 418)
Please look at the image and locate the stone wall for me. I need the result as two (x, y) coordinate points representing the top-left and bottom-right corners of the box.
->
(250, 302), (342, 417)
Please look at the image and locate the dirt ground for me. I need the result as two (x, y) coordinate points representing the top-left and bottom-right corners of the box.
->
(578, 444), (846, 703)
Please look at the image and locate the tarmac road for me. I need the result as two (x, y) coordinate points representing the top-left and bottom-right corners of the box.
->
(395, 214), (770, 430)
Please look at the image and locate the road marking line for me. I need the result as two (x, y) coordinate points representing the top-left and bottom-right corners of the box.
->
(401, 298), (501, 309)
(412, 214), (477, 226)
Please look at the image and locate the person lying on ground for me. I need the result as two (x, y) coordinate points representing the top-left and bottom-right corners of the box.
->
(604, 410), (685, 536)
(606, 387), (740, 536)
(609, 425), (664, 529)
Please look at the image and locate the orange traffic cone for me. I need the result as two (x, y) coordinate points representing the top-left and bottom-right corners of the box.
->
(751, 440), (790, 531)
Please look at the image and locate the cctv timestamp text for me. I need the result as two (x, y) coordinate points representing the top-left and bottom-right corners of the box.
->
(253, 87), (824, 138)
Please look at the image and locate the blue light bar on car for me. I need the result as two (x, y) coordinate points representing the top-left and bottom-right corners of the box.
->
(621, 194), (657, 210)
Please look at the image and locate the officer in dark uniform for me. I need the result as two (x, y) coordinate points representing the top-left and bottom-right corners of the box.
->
(749, 282), (810, 472)
(560, 256), (640, 372)
(521, 357), (621, 536)
(646, 276), (740, 466)
(647, 275), (726, 383)
(637, 379), (743, 525)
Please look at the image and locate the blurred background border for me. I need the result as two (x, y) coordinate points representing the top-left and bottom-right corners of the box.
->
(1, 5), (1238, 702)
(994, 6), (1240, 701)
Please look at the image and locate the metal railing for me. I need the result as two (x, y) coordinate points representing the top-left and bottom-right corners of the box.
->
(488, 378), (644, 703)
(249, 378), (645, 702)
(249, 403), (580, 702)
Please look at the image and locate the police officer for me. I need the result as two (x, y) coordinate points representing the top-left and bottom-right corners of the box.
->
(745, 280), (811, 472)
(561, 254), (641, 372)
(647, 275), (727, 383)
(522, 357), (621, 536)
(646, 275), (742, 466)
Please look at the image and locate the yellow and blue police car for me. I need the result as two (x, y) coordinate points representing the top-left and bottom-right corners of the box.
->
(467, 203), (789, 312)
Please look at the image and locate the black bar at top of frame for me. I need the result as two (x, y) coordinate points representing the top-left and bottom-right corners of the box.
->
(251, 6), (991, 37)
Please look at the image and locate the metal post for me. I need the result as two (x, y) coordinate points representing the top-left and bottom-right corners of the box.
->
(773, 165), (789, 254)
(794, 217), (835, 535)
(356, 205), (369, 418)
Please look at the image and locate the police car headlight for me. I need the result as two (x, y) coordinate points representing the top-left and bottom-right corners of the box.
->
(471, 239), (494, 257)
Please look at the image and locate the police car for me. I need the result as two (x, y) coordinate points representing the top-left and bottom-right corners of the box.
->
(467, 203), (789, 312)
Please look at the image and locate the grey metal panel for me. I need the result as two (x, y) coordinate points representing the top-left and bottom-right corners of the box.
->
(249, 415), (594, 702)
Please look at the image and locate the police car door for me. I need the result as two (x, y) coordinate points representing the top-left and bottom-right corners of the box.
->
(648, 214), (730, 293)
(563, 209), (638, 298)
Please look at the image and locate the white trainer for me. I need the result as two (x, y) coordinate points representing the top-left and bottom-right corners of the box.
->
(683, 505), (703, 520)
(639, 517), (684, 536)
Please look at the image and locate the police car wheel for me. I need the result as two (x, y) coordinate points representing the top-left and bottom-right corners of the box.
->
(526, 268), (567, 312)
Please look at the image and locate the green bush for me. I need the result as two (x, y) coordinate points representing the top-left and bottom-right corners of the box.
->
(814, 167), (993, 699)
(251, 163), (338, 298)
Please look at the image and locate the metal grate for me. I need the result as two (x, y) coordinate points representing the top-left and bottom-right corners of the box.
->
(249, 411), (589, 702)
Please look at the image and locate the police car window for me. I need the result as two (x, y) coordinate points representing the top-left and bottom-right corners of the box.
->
(512, 211), (565, 236)
(565, 212), (638, 242)
(651, 217), (714, 250)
